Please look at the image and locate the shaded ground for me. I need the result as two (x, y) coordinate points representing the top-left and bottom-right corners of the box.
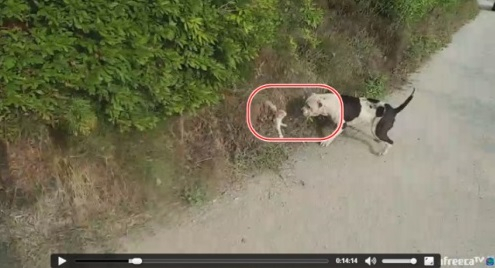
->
(121, 9), (495, 257)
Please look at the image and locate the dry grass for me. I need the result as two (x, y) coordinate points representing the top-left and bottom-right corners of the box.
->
(0, 1), (479, 267)
(1, 134), (152, 267)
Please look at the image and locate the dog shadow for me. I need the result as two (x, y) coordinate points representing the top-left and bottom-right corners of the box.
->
(285, 96), (306, 118)
(314, 120), (383, 155)
(342, 127), (384, 156)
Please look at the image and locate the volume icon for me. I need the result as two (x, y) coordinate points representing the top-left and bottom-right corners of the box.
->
(365, 257), (377, 266)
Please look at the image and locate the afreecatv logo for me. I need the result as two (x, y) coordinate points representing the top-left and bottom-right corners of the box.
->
(486, 256), (494, 266)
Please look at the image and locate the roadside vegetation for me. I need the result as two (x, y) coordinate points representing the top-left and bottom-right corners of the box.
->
(0, 0), (478, 267)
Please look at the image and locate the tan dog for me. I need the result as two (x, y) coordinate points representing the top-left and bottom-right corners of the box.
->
(265, 100), (287, 138)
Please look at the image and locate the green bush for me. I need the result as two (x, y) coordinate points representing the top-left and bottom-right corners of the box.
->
(0, 0), (286, 135)
(357, 0), (466, 24)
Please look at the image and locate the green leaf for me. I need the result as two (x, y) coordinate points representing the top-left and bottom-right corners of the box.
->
(2, 58), (16, 70)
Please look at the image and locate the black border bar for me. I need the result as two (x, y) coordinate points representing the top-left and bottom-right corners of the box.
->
(51, 253), (441, 268)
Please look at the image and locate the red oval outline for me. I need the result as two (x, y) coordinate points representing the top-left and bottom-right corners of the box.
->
(246, 83), (344, 142)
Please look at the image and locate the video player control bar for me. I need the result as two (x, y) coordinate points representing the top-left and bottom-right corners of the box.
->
(51, 253), (441, 268)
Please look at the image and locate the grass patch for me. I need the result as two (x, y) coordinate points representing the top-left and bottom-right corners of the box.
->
(180, 181), (208, 206)
(234, 144), (290, 173)
(364, 74), (389, 99)
(408, 35), (444, 60)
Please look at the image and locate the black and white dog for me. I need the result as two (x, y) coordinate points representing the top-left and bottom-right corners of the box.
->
(302, 88), (415, 155)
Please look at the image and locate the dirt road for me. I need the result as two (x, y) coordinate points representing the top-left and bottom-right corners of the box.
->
(121, 9), (495, 257)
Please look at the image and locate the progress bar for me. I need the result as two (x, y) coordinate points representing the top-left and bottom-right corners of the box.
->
(144, 258), (329, 264)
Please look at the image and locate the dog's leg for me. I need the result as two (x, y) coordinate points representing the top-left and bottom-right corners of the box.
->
(371, 118), (380, 142)
(379, 143), (392, 156)
(274, 110), (287, 138)
(320, 129), (342, 147)
(374, 117), (394, 156)
(275, 119), (284, 138)
(320, 122), (346, 147)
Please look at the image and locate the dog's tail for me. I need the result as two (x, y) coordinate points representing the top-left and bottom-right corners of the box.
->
(394, 88), (415, 114)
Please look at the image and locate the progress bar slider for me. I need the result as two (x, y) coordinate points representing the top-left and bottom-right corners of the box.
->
(382, 258), (418, 264)
(129, 258), (142, 265)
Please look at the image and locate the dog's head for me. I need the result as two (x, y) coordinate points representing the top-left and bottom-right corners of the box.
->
(275, 110), (287, 119)
(302, 93), (326, 117)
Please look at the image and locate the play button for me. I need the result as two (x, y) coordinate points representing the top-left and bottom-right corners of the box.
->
(58, 257), (66, 266)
